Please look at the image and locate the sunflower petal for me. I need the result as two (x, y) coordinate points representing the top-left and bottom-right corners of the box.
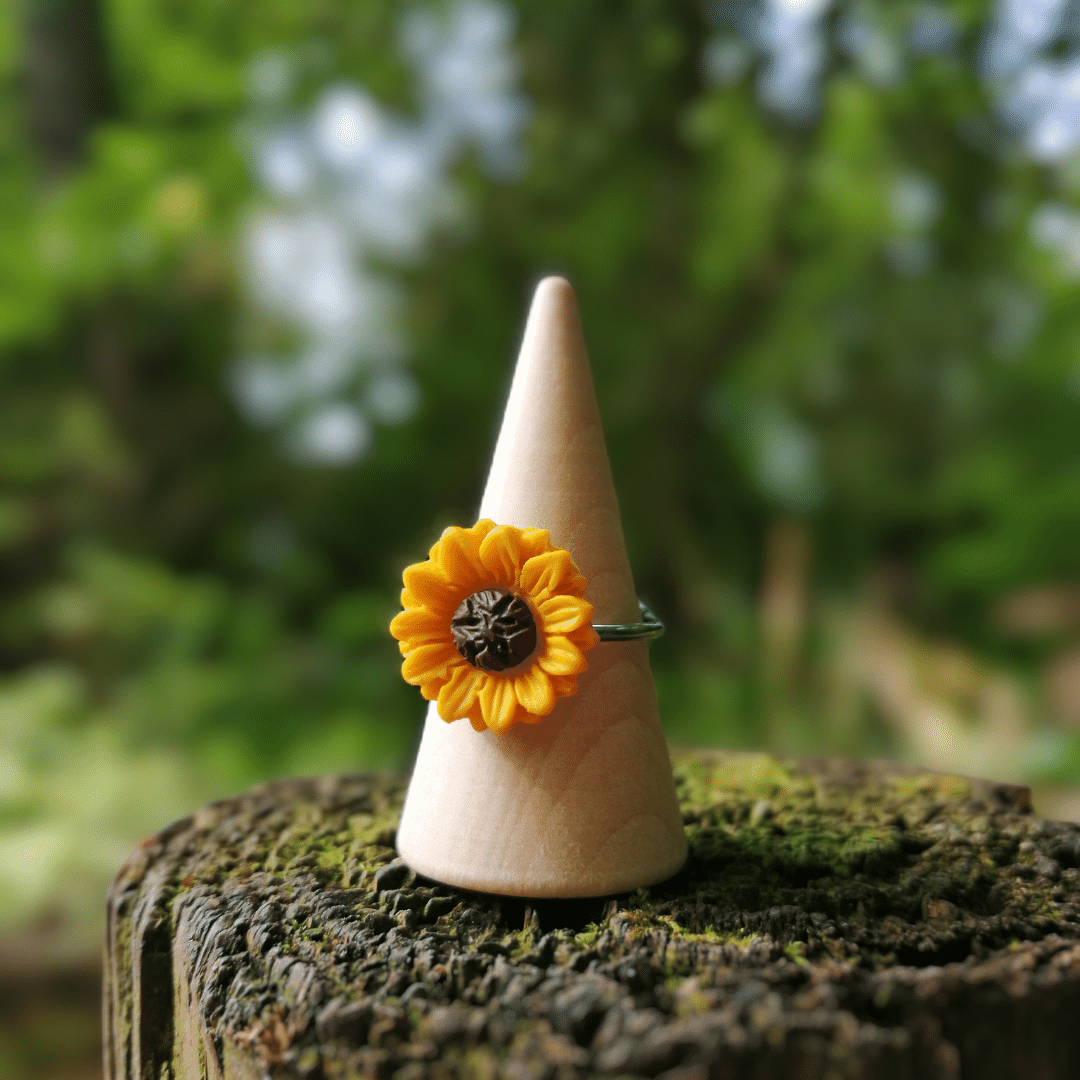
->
(478, 525), (524, 588)
(490, 700), (521, 733)
(537, 634), (588, 676)
(390, 606), (448, 645)
(548, 673), (580, 700)
(514, 666), (556, 716)
(517, 527), (553, 563)
(402, 642), (458, 684)
(480, 676), (519, 732)
(520, 549), (586, 603)
(402, 563), (459, 617)
(538, 594), (593, 634)
(431, 527), (488, 593)
(437, 664), (482, 720)
(430, 519), (496, 557)
(419, 678), (443, 701)
(567, 623), (601, 652)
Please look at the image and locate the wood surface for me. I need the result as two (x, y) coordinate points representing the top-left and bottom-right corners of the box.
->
(105, 750), (1080, 1080)
(397, 277), (686, 896)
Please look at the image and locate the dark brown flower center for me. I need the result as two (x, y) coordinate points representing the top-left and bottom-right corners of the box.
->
(451, 589), (537, 672)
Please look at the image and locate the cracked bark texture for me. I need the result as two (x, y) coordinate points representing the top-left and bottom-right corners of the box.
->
(103, 751), (1080, 1080)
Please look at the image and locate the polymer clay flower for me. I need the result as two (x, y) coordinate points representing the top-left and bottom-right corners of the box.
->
(390, 520), (600, 733)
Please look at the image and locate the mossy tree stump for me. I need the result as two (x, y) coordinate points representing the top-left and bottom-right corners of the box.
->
(104, 751), (1080, 1080)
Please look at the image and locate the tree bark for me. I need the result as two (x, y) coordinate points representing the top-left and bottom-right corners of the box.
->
(22, 0), (115, 174)
(104, 751), (1080, 1079)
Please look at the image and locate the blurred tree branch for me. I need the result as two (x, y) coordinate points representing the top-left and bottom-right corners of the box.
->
(21, 0), (114, 173)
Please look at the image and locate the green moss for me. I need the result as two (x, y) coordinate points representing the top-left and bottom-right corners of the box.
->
(675, 751), (798, 810)
(783, 941), (809, 966)
(572, 925), (603, 950)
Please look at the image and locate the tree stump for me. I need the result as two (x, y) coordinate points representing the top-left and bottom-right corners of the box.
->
(103, 751), (1080, 1080)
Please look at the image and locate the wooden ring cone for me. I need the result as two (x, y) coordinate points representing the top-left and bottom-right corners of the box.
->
(396, 277), (687, 897)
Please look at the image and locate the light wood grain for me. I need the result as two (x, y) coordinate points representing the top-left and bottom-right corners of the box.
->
(478, 276), (638, 624)
(396, 277), (686, 897)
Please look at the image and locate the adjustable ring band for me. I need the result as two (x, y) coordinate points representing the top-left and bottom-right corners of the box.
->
(593, 599), (665, 642)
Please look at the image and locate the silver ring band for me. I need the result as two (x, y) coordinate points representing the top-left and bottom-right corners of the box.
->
(593, 599), (665, 642)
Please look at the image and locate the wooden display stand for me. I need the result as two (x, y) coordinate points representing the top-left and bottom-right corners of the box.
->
(104, 751), (1080, 1079)
(396, 277), (685, 897)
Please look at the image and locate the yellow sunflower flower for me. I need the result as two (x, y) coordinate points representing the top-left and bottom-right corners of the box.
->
(390, 520), (600, 733)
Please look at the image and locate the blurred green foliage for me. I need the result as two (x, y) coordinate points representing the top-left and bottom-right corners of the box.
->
(4, 0), (1080, 951)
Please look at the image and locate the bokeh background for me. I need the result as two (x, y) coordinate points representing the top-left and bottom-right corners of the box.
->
(7, 0), (1080, 1075)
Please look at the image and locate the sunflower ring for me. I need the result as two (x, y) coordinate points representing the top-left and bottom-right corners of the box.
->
(391, 520), (660, 734)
